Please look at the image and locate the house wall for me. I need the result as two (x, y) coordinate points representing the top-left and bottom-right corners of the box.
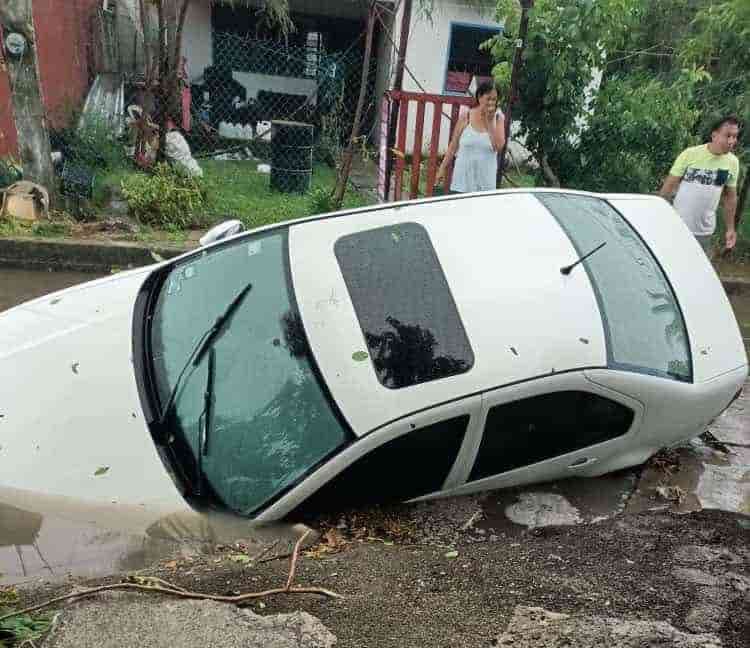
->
(183, 1), (213, 81)
(389, 0), (501, 154)
(0, 0), (100, 158)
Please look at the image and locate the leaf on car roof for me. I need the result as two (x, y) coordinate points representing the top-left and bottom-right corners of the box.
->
(94, 466), (110, 476)
(352, 351), (369, 362)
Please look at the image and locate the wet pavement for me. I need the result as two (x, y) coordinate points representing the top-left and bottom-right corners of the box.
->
(0, 268), (748, 585)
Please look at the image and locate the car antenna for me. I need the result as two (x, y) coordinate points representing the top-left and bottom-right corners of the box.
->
(560, 242), (607, 276)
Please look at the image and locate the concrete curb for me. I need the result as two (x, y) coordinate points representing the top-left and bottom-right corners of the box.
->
(0, 237), (191, 273)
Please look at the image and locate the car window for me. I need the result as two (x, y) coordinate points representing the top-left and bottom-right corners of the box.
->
(536, 193), (692, 382)
(292, 415), (470, 516)
(149, 230), (352, 516)
(335, 222), (474, 389)
(469, 391), (634, 481)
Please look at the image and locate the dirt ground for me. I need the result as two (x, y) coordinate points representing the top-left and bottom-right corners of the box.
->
(11, 504), (749, 648)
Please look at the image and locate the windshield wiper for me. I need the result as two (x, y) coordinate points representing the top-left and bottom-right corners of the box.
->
(560, 242), (607, 276)
(157, 282), (252, 427)
(195, 347), (216, 496)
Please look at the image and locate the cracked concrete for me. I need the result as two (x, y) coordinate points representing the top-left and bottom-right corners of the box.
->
(43, 592), (337, 648)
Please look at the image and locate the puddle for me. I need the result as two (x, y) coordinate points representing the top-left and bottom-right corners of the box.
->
(478, 470), (638, 534)
(0, 268), (103, 313)
(0, 489), (313, 587)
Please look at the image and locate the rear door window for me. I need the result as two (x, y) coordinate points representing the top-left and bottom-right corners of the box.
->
(469, 391), (634, 481)
(335, 222), (474, 389)
(536, 193), (692, 382)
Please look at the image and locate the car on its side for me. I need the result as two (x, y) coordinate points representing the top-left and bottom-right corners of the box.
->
(1, 189), (746, 521)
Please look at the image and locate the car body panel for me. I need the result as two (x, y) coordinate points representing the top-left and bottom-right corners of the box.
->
(289, 193), (608, 435)
(607, 195), (748, 382)
(0, 268), (186, 508)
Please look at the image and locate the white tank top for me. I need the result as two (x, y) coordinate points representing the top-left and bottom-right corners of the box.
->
(450, 120), (499, 193)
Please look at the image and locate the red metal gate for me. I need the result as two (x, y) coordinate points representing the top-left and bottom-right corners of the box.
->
(380, 90), (474, 201)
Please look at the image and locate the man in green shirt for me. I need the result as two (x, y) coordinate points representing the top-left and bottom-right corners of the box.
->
(659, 115), (740, 254)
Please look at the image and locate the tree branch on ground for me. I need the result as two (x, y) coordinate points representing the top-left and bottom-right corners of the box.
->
(0, 530), (340, 625)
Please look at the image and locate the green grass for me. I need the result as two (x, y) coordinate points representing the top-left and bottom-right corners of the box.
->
(202, 160), (371, 229)
(94, 160), (373, 235)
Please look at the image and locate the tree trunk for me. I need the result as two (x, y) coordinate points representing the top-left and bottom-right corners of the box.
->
(332, 2), (376, 209)
(383, 0), (412, 200)
(737, 167), (750, 228)
(0, 0), (55, 193)
(498, 0), (534, 185)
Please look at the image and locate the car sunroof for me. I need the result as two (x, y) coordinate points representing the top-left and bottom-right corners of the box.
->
(335, 222), (474, 389)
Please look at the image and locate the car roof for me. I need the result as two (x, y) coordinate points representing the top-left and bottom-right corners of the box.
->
(289, 191), (608, 436)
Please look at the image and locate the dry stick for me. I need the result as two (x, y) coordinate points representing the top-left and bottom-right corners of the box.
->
(0, 531), (339, 624)
(285, 530), (309, 591)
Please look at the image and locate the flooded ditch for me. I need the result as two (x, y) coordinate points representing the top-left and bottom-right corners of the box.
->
(1, 267), (748, 585)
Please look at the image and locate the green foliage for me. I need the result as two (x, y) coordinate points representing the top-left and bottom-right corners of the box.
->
(308, 187), (337, 215)
(490, 0), (645, 183)
(569, 74), (700, 193)
(1, 590), (51, 648)
(53, 117), (128, 172)
(680, 1), (749, 164)
(121, 163), (209, 228)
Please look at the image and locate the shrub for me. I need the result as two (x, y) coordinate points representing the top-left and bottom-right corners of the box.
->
(121, 163), (209, 228)
(51, 117), (128, 172)
(308, 187), (337, 215)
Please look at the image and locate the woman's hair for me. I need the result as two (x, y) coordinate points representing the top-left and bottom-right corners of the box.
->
(475, 80), (497, 101)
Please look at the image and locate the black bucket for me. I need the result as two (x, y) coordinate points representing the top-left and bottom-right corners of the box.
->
(270, 120), (314, 193)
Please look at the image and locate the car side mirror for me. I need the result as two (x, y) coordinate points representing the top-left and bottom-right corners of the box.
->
(199, 220), (244, 247)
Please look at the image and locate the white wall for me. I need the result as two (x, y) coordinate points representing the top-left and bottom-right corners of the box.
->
(182, 1), (213, 81)
(233, 72), (317, 102)
(391, 0), (501, 153)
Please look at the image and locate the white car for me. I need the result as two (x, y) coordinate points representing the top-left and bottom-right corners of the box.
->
(1, 190), (746, 522)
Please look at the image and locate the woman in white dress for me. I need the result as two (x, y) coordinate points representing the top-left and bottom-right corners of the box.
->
(437, 81), (505, 193)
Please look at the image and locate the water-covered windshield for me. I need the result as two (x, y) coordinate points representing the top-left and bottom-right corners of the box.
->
(537, 193), (692, 382)
(148, 229), (351, 515)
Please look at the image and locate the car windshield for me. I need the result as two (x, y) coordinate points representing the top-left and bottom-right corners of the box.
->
(537, 193), (692, 382)
(147, 229), (351, 515)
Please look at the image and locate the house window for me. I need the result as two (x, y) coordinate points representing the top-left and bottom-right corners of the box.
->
(444, 23), (502, 94)
(292, 415), (470, 515)
(335, 223), (474, 389)
(469, 391), (634, 481)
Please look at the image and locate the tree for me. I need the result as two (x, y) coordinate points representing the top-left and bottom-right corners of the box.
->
(0, 0), (55, 191)
(489, 0), (644, 186)
(679, 0), (750, 223)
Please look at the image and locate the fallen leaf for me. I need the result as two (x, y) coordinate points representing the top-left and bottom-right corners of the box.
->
(94, 466), (110, 476)
(444, 550), (459, 559)
(352, 351), (369, 362)
(163, 560), (178, 569)
(228, 554), (253, 564)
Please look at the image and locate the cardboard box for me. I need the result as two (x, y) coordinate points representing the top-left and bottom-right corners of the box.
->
(1, 193), (41, 222)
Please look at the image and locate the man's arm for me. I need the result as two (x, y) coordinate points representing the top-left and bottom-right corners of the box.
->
(722, 186), (738, 250)
(659, 175), (681, 201)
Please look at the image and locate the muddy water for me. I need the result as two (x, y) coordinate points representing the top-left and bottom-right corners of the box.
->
(0, 268), (103, 312)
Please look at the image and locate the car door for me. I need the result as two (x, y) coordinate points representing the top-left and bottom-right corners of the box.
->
(441, 373), (645, 499)
(254, 395), (482, 522)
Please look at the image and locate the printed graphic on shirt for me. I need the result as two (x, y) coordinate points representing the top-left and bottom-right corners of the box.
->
(682, 167), (730, 187)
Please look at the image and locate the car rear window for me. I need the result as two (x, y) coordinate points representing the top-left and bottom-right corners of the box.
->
(335, 222), (474, 389)
(536, 193), (692, 382)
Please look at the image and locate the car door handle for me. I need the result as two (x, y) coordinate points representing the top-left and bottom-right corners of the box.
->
(568, 457), (597, 470)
